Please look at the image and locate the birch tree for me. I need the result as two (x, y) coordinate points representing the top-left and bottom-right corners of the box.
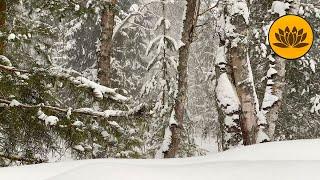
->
(272, 0), (320, 140)
(216, 0), (303, 147)
(225, 0), (258, 145)
(257, 0), (301, 142)
(215, 1), (243, 150)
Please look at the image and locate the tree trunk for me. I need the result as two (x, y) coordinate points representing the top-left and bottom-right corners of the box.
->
(230, 51), (258, 145)
(215, 4), (243, 151)
(98, 0), (117, 86)
(0, 0), (6, 55)
(263, 56), (286, 140)
(261, 0), (300, 141)
(163, 0), (199, 158)
(215, 46), (243, 151)
(227, 0), (258, 145)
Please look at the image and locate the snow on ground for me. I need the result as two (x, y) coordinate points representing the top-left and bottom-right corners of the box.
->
(194, 135), (219, 153)
(1, 139), (320, 180)
(205, 139), (320, 160)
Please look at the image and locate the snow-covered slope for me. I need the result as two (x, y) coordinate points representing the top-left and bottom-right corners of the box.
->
(1, 139), (320, 180)
(206, 139), (320, 161)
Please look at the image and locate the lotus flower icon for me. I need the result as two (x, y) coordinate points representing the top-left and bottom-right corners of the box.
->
(273, 26), (309, 48)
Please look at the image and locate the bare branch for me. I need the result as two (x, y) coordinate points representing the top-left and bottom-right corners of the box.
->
(198, 0), (221, 17)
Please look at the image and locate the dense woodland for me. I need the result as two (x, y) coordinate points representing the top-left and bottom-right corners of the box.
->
(0, 0), (319, 166)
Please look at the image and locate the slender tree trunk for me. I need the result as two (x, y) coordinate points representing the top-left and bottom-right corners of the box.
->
(215, 46), (243, 151)
(215, 4), (242, 151)
(230, 51), (258, 145)
(216, 7), (227, 151)
(227, 0), (258, 145)
(164, 0), (199, 158)
(260, 0), (300, 141)
(0, 0), (6, 55)
(98, 0), (117, 86)
(263, 56), (286, 139)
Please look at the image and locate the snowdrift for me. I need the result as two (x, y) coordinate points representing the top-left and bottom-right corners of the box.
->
(1, 139), (320, 180)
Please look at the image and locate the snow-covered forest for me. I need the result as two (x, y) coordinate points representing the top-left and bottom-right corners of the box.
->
(0, 0), (320, 167)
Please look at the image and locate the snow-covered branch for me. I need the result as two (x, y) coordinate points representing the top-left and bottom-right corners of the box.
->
(0, 64), (28, 74)
(46, 67), (128, 102)
(0, 153), (46, 164)
(112, 1), (160, 40)
(113, 11), (142, 40)
(311, 95), (320, 114)
(0, 99), (146, 120)
(0, 60), (128, 102)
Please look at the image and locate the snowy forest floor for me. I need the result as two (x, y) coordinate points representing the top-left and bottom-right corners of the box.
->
(1, 139), (320, 180)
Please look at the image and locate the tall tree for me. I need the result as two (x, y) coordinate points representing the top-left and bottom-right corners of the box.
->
(0, 0), (6, 55)
(164, 0), (200, 158)
(265, 0), (300, 140)
(277, 1), (320, 141)
(98, 0), (117, 86)
(215, 1), (243, 151)
(258, 0), (301, 141)
(226, 0), (258, 145)
(143, 0), (179, 158)
(0, 0), (146, 166)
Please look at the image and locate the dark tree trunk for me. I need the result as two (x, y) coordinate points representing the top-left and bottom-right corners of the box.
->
(98, 0), (117, 86)
(164, 0), (199, 158)
(0, 0), (6, 55)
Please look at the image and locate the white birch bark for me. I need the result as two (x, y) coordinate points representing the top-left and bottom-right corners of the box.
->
(258, 0), (301, 142)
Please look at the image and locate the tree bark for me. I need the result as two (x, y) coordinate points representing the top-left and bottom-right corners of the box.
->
(263, 56), (286, 139)
(230, 50), (258, 145)
(261, 0), (300, 141)
(227, 0), (258, 145)
(215, 47), (243, 151)
(98, 0), (117, 86)
(215, 4), (243, 151)
(163, 0), (199, 158)
(0, 0), (6, 55)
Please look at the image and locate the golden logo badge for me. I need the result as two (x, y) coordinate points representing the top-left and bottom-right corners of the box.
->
(269, 15), (314, 60)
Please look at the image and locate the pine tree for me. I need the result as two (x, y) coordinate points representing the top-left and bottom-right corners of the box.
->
(141, 0), (179, 158)
(0, 0), (145, 166)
